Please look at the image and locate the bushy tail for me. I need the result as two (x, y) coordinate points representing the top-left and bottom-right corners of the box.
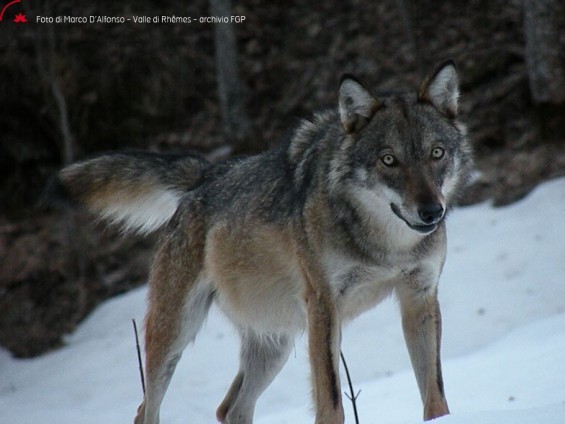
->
(47, 151), (210, 234)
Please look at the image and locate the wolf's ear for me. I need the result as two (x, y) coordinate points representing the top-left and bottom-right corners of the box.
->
(339, 75), (381, 133)
(418, 61), (460, 118)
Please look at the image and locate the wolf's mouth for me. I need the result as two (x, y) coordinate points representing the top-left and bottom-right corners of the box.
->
(390, 204), (438, 234)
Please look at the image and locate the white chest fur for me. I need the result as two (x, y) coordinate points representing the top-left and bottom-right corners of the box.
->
(323, 248), (444, 322)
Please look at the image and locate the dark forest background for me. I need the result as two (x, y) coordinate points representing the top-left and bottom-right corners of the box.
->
(1, 0), (564, 357)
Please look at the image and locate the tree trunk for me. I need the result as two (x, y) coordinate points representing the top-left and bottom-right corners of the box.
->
(523, 0), (565, 104)
(524, 0), (565, 143)
(209, 0), (252, 152)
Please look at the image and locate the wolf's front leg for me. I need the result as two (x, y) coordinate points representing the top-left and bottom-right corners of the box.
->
(397, 284), (449, 420)
(305, 284), (344, 424)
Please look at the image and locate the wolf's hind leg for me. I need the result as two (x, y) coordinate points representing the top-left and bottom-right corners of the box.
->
(134, 225), (213, 424)
(135, 280), (213, 424)
(134, 280), (214, 424)
(216, 332), (292, 424)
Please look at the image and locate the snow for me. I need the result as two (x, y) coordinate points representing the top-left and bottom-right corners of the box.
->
(2, 178), (565, 424)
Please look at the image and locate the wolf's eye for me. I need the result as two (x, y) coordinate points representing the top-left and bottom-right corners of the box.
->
(431, 147), (445, 160)
(381, 154), (398, 167)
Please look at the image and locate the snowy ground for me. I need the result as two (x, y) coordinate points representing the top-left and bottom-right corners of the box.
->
(2, 178), (565, 424)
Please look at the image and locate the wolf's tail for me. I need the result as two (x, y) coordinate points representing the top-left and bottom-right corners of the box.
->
(47, 151), (210, 234)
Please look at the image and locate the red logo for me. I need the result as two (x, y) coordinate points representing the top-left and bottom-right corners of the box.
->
(13, 11), (26, 22)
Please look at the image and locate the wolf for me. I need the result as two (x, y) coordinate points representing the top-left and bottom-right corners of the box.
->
(50, 61), (472, 424)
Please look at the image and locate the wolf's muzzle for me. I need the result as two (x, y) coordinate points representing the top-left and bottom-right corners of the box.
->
(390, 203), (444, 235)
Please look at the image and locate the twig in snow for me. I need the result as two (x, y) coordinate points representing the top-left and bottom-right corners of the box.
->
(132, 319), (146, 395)
(340, 350), (361, 424)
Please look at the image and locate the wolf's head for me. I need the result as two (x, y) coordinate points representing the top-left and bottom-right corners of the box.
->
(332, 61), (473, 238)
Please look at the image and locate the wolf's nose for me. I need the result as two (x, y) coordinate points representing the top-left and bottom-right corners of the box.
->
(418, 203), (444, 224)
